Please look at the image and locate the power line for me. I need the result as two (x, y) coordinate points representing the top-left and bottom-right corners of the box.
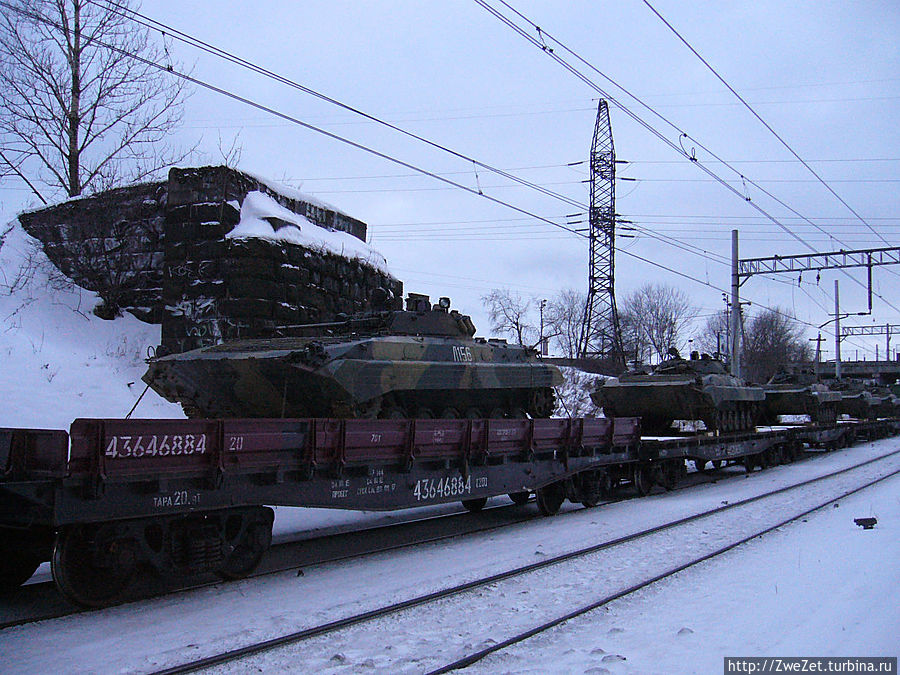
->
(642, 0), (892, 247)
(2, 0), (878, 331)
(87, 0), (747, 287)
(90, 0), (900, 301)
(473, 0), (900, 314)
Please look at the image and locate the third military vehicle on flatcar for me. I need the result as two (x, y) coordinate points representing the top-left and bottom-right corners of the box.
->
(591, 351), (764, 435)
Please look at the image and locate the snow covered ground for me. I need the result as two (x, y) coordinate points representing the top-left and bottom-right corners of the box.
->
(1, 439), (897, 674)
(1, 219), (897, 673)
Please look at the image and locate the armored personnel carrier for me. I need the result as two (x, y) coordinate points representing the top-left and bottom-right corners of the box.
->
(591, 351), (765, 435)
(831, 380), (885, 420)
(761, 369), (841, 425)
(143, 294), (562, 419)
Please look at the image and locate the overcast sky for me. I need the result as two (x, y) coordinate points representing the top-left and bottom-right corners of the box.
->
(3, 1), (899, 360)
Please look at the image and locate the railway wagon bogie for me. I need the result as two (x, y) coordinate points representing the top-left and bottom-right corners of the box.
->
(48, 506), (274, 607)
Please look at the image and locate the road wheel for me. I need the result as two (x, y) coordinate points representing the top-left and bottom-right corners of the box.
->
(508, 491), (530, 506)
(462, 497), (488, 512)
(528, 388), (556, 418)
(536, 482), (566, 516)
(52, 524), (136, 608)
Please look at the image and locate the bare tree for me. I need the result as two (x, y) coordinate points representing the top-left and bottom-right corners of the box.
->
(482, 288), (536, 347)
(619, 283), (697, 363)
(544, 288), (585, 358)
(618, 306), (649, 366)
(742, 307), (812, 383)
(695, 310), (730, 359)
(0, 0), (191, 199)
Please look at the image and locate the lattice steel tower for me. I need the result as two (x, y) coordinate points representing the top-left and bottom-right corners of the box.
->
(578, 100), (625, 369)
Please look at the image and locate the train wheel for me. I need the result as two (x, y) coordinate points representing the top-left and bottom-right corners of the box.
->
(536, 482), (566, 516)
(415, 407), (435, 419)
(661, 461), (680, 491)
(464, 407), (483, 419)
(578, 471), (603, 507)
(509, 408), (529, 419)
(508, 491), (530, 506)
(219, 511), (273, 581)
(52, 525), (136, 607)
(633, 465), (653, 496)
(599, 469), (615, 497)
(440, 407), (460, 419)
(462, 497), (488, 512)
(488, 407), (506, 419)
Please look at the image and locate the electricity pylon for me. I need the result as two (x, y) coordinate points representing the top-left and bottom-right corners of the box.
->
(578, 99), (625, 371)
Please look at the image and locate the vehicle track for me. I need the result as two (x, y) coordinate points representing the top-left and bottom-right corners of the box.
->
(149, 447), (900, 675)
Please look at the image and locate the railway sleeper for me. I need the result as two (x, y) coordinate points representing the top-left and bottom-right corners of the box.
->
(50, 506), (273, 607)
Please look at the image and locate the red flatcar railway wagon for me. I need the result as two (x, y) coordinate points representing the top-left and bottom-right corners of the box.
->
(0, 416), (640, 606)
(1, 415), (895, 607)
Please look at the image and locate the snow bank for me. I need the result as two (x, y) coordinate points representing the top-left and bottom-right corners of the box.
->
(227, 191), (390, 274)
(0, 221), (183, 428)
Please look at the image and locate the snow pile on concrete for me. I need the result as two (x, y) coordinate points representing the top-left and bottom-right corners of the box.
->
(227, 190), (389, 274)
(0, 221), (183, 429)
(554, 366), (604, 418)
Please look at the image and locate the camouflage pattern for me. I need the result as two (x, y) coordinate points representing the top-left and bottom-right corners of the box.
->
(761, 369), (841, 425)
(591, 353), (764, 434)
(143, 295), (562, 419)
(830, 380), (891, 420)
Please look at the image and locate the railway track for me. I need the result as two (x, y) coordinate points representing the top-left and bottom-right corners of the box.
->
(0, 442), (883, 635)
(146, 446), (900, 675)
(0, 500), (536, 631)
(0, 446), (816, 631)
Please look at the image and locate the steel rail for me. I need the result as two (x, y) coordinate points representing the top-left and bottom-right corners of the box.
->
(0, 501), (532, 632)
(428, 461), (900, 674)
(150, 446), (900, 675)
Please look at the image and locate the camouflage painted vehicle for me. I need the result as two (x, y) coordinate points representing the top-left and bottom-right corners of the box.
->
(591, 352), (765, 435)
(761, 369), (841, 425)
(831, 380), (884, 420)
(143, 294), (562, 419)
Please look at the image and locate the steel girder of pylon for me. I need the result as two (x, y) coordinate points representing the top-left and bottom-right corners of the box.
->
(579, 100), (624, 369)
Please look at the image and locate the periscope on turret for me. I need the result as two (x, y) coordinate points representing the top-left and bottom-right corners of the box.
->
(143, 294), (562, 420)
